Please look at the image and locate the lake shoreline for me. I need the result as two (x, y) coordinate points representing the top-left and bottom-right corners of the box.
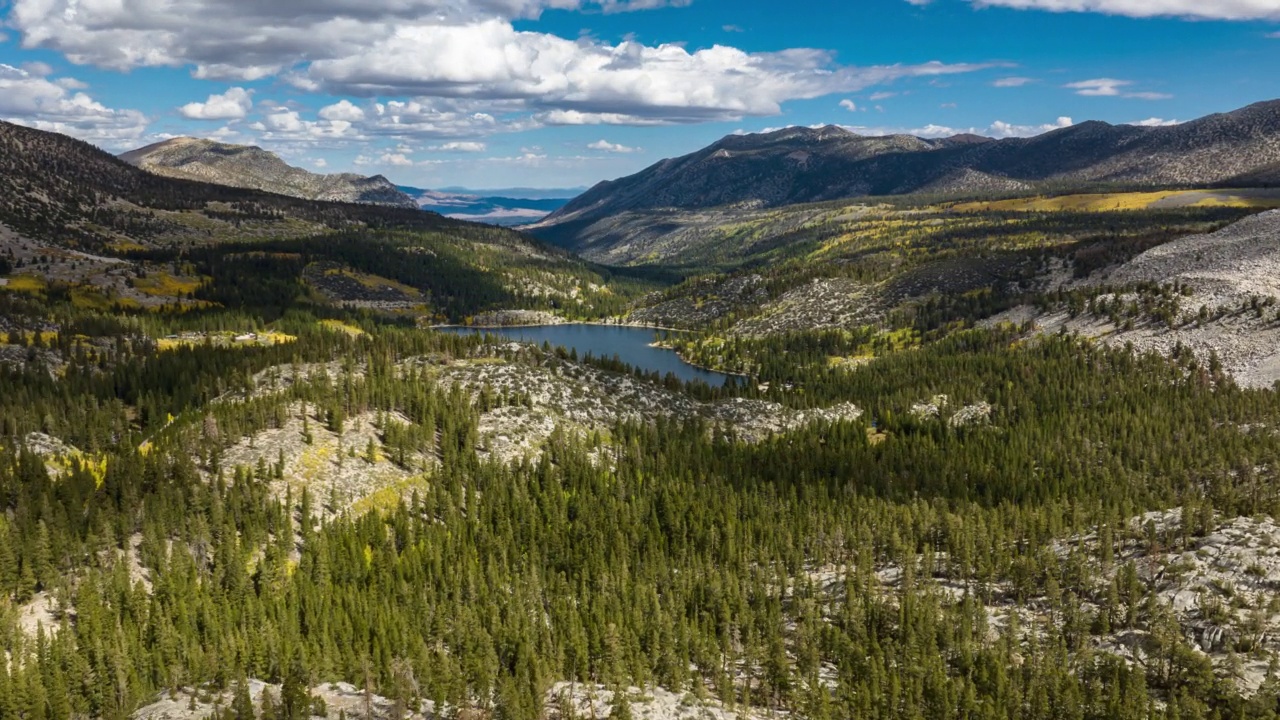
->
(430, 319), (693, 333)
(435, 322), (750, 384)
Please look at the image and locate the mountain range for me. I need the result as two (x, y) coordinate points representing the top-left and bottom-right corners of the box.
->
(120, 137), (418, 208)
(533, 99), (1280, 251)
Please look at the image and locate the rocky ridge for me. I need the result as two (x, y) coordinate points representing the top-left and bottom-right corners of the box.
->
(121, 138), (417, 208)
(986, 210), (1280, 388)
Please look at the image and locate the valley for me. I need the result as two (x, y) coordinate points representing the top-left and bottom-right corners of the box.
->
(8, 102), (1280, 720)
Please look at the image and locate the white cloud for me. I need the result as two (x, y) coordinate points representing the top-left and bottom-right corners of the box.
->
(869, 91), (898, 101)
(588, 139), (640, 153)
(1066, 78), (1171, 99)
(534, 109), (669, 126)
(987, 116), (1073, 137)
(318, 100), (366, 122)
(240, 99), (503, 146)
(970, 0), (1280, 20)
(845, 115), (1073, 139)
(1065, 78), (1127, 96)
(1129, 117), (1181, 126)
(722, 24), (744, 32)
(379, 152), (414, 166)
(839, 99), (858, 111)
(301, 22), (996, 123)
(248, 108), (356, 141)
(179, 87), (253, 120)
(993, 76), (1035, 87)
(7, 0), (996, 126)
(0, 63), (147, 146)
(428, 141), (488, 152)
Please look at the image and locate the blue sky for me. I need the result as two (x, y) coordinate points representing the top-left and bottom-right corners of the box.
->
(1, 0), (1279, 190)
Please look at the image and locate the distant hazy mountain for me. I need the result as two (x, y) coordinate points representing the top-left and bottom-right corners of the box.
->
(534, 100), (1280, 249)
(398, 186), (576, 226)
(439, 186), (588, 200)
(120, 138), (418, 208)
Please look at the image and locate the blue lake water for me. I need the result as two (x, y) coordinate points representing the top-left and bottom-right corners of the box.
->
(439, 324), (737, 386)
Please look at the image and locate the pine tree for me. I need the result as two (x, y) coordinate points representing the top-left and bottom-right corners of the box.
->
(232, 677), (256, 720)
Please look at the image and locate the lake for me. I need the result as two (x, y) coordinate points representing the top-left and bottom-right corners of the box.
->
(439, 323), (738, 386)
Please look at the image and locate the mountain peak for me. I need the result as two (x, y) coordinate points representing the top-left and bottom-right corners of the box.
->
(120, 138), (416, 208)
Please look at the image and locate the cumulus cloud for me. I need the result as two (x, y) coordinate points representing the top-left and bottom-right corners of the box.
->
(179, 87), (253, 120)
(300, 22), (996, 123)
(587, 139), (640, 153)
(240, 99), (505, 146)
(379, 152), (414, 166)
(844, 115), (1073, 139)
(970, 0), (1280, 20)
(839, 99), (859, 111)
(1129, 117), (1181, 126)
(7, 0), (996, 125)
(1066, 78), (1171, 99)
(318, 100), (366, 122)
(987, 116), (1073, 137)
(427, 141), (488, 151)
(7, 0), (641, 77)
(0, 63), (147, 146)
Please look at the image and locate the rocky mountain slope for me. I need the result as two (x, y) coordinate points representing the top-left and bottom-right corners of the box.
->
(0, 121), (643, 324)
(0, 120), (450, 252)
(534, 100), (1280, 254)
(987, 209), (1280, 389)
(121, 137), (417, 208)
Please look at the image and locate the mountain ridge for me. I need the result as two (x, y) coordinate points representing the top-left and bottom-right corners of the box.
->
(534, 100), (1280, 251)
(120, 137), (418, 208)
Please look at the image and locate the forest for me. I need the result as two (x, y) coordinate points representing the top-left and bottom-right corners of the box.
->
(2, 117), (1280, 717)
(5, 277), (1280, 719)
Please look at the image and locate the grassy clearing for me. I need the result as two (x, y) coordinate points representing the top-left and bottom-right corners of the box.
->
(2, 330), (59, 345)
(323, 267), (423, 298)
(951, 191), (1185, 213)
(107, 240), (147, 253)
(2, 274), (48, 294)
(70, 286), (115, 311)
(1191, 195), (1280, 209)
(156, 331), (297, 352)
(350, 476), (431, 516)
(952, 189), (1280, 214)
(319, 319), (366, 337)
(132, 272), (205, 297)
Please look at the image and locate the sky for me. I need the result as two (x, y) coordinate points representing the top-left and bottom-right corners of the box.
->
(1, 0), (1280, 190)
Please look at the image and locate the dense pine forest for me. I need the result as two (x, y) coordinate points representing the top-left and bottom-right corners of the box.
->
(6, 291), (1280, 718)
(6, 120), (1280, 719)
